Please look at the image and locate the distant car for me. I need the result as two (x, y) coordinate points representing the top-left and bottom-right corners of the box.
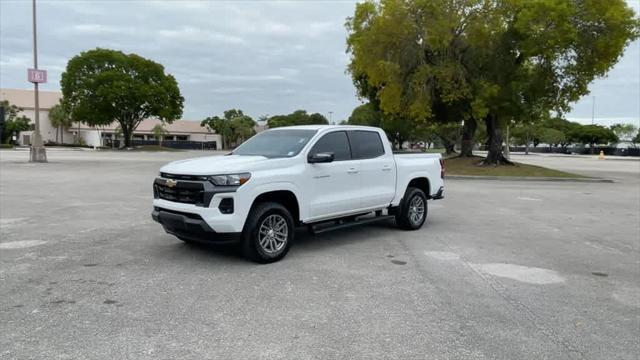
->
(152, 125), (444, 263)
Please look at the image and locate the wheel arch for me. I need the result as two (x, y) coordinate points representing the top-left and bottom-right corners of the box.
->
(407, 177), (430, 198)
(250, 190), (301, 225)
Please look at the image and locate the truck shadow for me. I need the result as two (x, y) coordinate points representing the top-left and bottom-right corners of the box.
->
(163, 220), (399, 263)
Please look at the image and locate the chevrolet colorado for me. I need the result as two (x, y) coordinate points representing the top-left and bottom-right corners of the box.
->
(152, 125), (444, 263)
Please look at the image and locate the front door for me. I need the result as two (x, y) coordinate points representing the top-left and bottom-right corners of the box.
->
(305, 131), (361, 220)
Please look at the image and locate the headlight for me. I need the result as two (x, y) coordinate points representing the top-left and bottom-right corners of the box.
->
(208, 173), (251, 186)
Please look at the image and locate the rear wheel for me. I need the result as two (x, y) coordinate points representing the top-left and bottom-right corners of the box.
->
(242, 202), (294, 263)
(395, 187), (427, 230)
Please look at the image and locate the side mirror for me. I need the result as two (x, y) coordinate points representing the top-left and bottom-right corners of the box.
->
(308, 152), (334, 163)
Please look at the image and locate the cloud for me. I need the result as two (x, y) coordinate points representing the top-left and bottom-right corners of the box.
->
(158, 26), (244, 45)
(1, 0), (637, 125)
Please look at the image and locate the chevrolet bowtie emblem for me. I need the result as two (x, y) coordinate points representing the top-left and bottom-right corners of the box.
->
(165, 179), (178, 188)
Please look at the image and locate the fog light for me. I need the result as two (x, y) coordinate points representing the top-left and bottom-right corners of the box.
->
(218, 198), (234, 214)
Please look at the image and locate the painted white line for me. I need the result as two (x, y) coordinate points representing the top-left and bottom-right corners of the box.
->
(517, 197), (542, 201)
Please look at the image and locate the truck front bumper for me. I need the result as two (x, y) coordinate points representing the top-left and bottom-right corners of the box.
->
(152, 207), (241, 244)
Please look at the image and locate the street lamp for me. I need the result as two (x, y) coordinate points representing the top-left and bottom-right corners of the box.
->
(29, 0), (47, 162)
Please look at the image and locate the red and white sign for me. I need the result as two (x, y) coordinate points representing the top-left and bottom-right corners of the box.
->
(28, 69), (47, 83)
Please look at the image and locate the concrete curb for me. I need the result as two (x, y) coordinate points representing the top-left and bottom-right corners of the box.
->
(446, 175), (614, 183)
(9, 147), (93, 152)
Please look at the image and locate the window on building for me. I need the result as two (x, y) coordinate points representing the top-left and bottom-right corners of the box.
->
(175, 135), (188, 141)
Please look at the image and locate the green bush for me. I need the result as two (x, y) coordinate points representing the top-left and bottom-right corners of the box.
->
(0, 143), (14, 149)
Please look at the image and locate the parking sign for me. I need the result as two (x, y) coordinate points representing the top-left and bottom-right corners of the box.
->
(28, 69), (47, 83)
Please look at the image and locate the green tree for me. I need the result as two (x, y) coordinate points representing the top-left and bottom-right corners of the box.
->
(267, 110), (328, 128)
(576, 125), (618, 153)
(537, 128), (566, 151)
(201, 109), (256, 149)
(633, 130), (640, 144)
(0, 100), (32, 144)
(60, 48), (184, 148)
(152, 124), (169, 147)
(610, 123), (638, 142)
(346, 0), (638, 165)
(430, 122), (462, 155)
(348, 103), (381, 127)
(48, 102), (74, 144)
(201, 116), (231, 149)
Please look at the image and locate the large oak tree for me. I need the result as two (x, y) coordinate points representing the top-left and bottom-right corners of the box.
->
(61, 48), (184, 147)
(346, 0), (638, 164)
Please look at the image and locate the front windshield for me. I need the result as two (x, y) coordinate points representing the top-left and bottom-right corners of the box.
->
(232, 129), (317, 158)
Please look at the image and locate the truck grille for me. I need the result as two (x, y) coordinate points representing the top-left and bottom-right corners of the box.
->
(155, 179), (205, 206)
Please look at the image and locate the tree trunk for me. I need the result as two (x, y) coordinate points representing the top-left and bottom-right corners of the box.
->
(122, 125), (132, 148)
(524, 131), (529, 155)
(482, 114), (513, 165)
(460, 118), (477, 157)
(60, 127), (64, 144)
(444, 141), (456, 155)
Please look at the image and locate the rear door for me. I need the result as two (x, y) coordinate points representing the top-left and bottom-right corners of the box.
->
(348, 130), (396, 209)
(305, 130), (362, 219)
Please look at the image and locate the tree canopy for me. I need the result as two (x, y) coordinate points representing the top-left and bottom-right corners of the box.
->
(0, 100), (32, 144)
(346, 0), (638, 164)
(60, 48), (184, 147)
(267, 110), (329, 128)
(201, 109), (256, 149)
(610, 123), (638, 142)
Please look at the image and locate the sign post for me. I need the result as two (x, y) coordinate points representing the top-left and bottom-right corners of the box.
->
(29, 0), (47, 162)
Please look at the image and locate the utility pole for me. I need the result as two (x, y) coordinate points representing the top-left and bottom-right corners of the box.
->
(591, 96), (595, 125)
(328, 111), (333, 125)
(29, 0), (47, 162)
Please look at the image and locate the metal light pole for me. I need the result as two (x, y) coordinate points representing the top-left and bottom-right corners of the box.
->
(29, 0), (47, 162)
(591, 96), (595, 125)
(328, 111), (333, 125)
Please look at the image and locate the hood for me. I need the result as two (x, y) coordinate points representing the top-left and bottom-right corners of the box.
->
(160, 155), (270, 175)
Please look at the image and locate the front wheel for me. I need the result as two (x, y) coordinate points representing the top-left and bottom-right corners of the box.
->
(242, 202), (294, 263)
(395, 187), (427, 230)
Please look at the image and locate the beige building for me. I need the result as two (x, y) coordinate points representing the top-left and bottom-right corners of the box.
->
(0, 88), (221, 149)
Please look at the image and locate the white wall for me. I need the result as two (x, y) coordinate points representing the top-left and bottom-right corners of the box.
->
(15, 109), (75, 145)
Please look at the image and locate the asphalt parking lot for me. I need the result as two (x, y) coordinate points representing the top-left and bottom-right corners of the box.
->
(1, 149), (638, 359)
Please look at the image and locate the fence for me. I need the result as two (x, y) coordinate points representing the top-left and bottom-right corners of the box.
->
(104, 139), (218, 150)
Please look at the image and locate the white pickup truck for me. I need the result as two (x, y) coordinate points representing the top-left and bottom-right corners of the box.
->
(152, 125), (444, 263)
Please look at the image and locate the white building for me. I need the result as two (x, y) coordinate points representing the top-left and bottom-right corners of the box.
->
(0, 88), (221, 149)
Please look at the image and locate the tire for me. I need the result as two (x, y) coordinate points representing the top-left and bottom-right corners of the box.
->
(395, 187), (428, 230)
(242, 202), (294, 263)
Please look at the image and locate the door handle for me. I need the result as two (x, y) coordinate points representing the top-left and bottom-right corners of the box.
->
(347, 168), (359, 174)
(382, 166), (392, 171)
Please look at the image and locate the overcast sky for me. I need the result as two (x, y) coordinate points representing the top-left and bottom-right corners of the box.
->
(1, 0), (638, 127)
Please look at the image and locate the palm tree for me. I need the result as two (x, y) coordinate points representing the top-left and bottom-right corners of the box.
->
(152, 124), (169, 148)
(48, 103), (73, 144)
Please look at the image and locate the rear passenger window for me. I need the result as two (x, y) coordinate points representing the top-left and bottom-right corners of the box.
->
(349, 131), (385, 159)
(309, 131), (352, 161)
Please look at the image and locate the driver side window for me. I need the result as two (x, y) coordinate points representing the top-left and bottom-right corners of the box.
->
(309, 131), (352, 161)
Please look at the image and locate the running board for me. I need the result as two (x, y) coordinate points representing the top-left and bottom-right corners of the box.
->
(308, 215), (395, 235)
